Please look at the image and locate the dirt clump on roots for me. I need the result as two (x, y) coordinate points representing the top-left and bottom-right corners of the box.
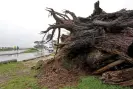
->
(37, 58), (89, 89)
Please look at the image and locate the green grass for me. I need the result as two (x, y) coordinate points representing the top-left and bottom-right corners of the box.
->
(0, 62), (24, 75)
(0, 76), (41, 89)
(23, 48), (39, 53)
(50, 53), (55, 56)
(0, 62), (131, 89)
(61, 76), (131, 89)
(0, 62), (45, 89)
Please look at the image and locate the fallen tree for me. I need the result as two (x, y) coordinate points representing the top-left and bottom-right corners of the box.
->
(41, 1), (133, 86)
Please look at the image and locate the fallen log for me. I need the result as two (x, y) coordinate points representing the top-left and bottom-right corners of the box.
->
(93, 59), (125, 74)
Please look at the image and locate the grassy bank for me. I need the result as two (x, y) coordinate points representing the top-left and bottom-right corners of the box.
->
(0, 60), (131, 89)
(0, 49), (13, 51)
(0, 62), (45, 89)
(23, 48), (39, 53)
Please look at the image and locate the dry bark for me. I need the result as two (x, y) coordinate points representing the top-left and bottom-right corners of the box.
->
(101, 68), (133, 84)
(119, 79), (133, 86)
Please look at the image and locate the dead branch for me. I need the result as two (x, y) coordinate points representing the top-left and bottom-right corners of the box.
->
(64, 10), (79, 23)
(55, 28), (61, 55)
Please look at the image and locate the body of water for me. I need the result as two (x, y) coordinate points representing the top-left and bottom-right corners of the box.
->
(0, 50), (25, 55)
(0, 50), (51, 62)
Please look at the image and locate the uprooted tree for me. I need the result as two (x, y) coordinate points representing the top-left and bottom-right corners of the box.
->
(41, 1), (133, 86)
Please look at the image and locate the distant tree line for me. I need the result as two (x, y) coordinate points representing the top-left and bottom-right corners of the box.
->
(0, 46), (19, 51)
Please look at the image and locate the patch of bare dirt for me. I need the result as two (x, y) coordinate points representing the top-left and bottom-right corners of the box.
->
(38, 58), (89, 89)
(0, 75), (10, 84)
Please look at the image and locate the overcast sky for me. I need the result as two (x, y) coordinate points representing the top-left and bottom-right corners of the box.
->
(0, 0), (133, 48)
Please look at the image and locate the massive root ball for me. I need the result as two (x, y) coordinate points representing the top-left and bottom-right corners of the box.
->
(41, 1), (133, 86)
